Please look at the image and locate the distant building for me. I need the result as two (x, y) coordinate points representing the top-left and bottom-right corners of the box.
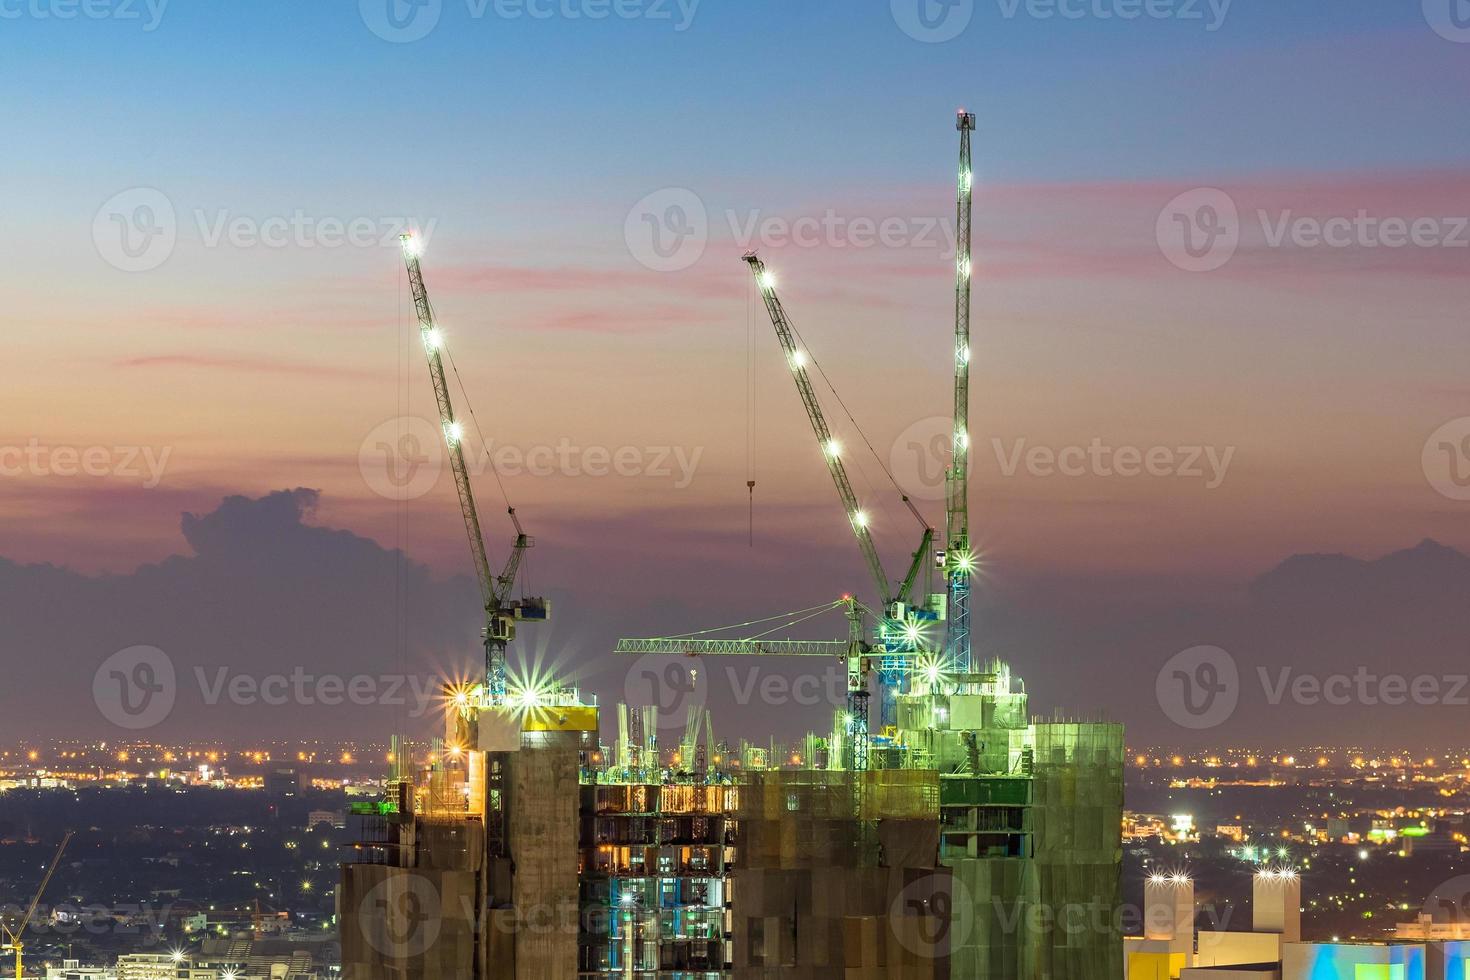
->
(44, 960), (110, 980)
(264, 768), (300, 796)
(1127, 870), (1470, 980)
(114, 953), (177, 980)
(307, 809), (345, 829)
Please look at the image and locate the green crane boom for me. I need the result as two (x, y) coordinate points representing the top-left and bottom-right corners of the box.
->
(400, 234), (543, 705)
(743, 252), (891, 606)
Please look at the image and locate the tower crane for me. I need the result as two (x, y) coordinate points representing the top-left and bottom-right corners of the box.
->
(944, 111), (979, 676)
(2, 831), (72, 980)
(400, 234), (547, 706)
(743, 252), (943, 761)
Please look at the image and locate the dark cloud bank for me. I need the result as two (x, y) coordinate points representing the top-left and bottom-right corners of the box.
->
(1, 490), (1466, 748)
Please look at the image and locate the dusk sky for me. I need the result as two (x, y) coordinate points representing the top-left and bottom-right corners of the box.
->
(4, 0), (1469, 746)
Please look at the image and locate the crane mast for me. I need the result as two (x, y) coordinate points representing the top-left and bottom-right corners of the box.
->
(744, 252), (891, 604)
(945, 111), (977, 676)
(400, 235), (541, 706)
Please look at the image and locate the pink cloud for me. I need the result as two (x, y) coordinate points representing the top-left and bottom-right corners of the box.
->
(117, 353), (379, 380)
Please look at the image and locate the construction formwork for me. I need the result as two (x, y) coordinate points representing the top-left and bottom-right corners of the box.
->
(730, 769), (949, 979)
(1029, 720), (1125, 980)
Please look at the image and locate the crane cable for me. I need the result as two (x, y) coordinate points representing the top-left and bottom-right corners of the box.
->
(743, 603), (843, 642)
(442, 345), (513, 576)
(785, 316), (925, 534)
(658, 600), (844, 641)
(746, 270), (756, 546)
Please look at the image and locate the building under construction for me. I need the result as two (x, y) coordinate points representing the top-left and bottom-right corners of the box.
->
(340, 112), (1125, 978)
(338, 666), (1123, 979)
